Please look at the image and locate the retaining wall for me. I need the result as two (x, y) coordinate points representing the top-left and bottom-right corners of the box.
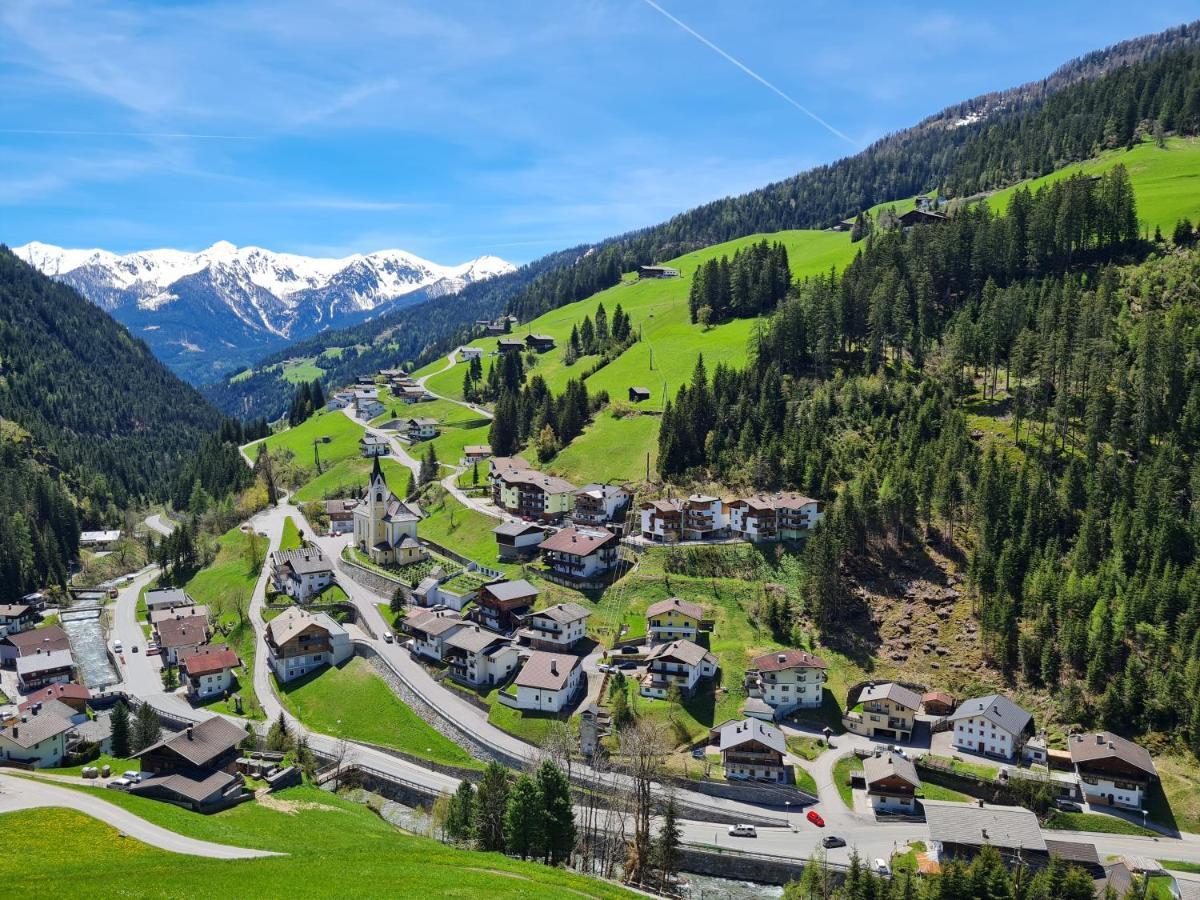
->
(338, 556), (411, 602)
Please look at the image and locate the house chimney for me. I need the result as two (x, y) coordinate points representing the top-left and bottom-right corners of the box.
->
(11, 726), (16, 739)
(187, 724), (194, 740)
(778, 654), (786, 664)
(550, 659), (558, 676)
(1096, 734), (1104, 744)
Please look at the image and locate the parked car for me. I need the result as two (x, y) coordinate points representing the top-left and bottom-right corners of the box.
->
(1054, 799), (1083, 813)
(122, 771), (141, 783)
(822, 835), (847, 849)
(107, 777), (132, 790)
(619, 646), (640, 655)
(146, 646), (161, 656)
(806, 810), (825, 827)
(691, 747), (705, 759)
(383, 631), (394, 643)
(113, 639), (123, 653)
(727, 824), (757, 838)
(873, 859), (891, 876)
(616, 661), (637, 670)
(596, 663), (614, 674)
(131, 645), (139, 653)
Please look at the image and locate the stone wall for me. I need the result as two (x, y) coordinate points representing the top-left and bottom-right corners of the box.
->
(338, 556), (411, 603)
(677, 846), (836, 886)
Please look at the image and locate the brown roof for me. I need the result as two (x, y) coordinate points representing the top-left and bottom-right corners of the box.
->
(149, 604), (209, 626)
(646, 639), (716, 669)
(180, 645), (241, 676)
(538, 526), (616, 556)
(0, 604), (32, 617)
(752, 649), (828, 672)
(155, 614), (210, 649)
(859, 682), (922, 711)
(18, 682), (91, 711)
(131, 770), (238, 804)
(6, 625), (70, 655)
(266, 607), (333, 645)
(646, 597), (705, 621)
(515, 651), (580, 691)
(479, 579), (539, 604)
(1068, 732), (1157, 777)
(0, 706), (75, 747)
(133, 716), (246, 767)
(922, 690), (955, 706)
(642, 499), (683, 513)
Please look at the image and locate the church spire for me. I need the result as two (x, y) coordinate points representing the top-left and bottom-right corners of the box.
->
(371, 453), (383, 483)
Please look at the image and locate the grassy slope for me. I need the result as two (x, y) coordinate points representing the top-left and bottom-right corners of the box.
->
(276, 656), (481, 770)
(280, 516), (302, 551)
(292, 455), (409, 503)
(4, 788), (634, 899)
(247, 408), (364, 466)
(415, 486), (516, 576)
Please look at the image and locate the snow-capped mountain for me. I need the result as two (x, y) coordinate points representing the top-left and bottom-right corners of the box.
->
(14, 241), (514, 383)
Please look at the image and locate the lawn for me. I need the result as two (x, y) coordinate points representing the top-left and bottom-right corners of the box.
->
(292, 455), (409, 503)
(1160, 860), (1200, 874)
(1043, 811), (1156, 836)
(276, 656), (481, 770)
(546, 409), (660, 486)
(794, 766), (819, 795)
(245, 409), (366, 494)
(924, 754), (999, 780)
(832, 754), (864, 808)
(415, 485), (516, 576)
(1148, 753), (1200, 834)
(46, 754), (140, 777)
(280, 516), (302, 551)
(917, 783), (974, 803)
(3, 787), (636, 899)
(487, 695), (567, 746)
(786, 735), (829, 762)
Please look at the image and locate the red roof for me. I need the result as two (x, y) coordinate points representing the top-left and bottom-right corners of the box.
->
(179, 645), (241, 676)
(18, 682), (91, 711)
(752, 649), (827, 672)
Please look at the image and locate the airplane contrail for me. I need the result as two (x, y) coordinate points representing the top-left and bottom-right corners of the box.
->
(0, 128), (255, 140)
(640, 0), (858, 147)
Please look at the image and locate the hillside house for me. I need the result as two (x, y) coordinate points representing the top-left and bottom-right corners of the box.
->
(442, 625), (519, 687)
(79, 529), (121, 548)
(132, 717), (248, 813)
(637, 265), (679, 278)
(539, 526), (619, 580)
(397, 385), (432, 404)
(716, 718), (790, 783)
(16, 650), (76, 692)
(682, 495), (729, 540)
(628, 386), (651, 403)
(728, 493), (823, 542)
(923, 804), (1101, 872)
(640, 639), (717, 699)
(645, 597), (707, 644)
(143, 588), (196, 613)
(525, 334), (556, 353)
(864, 750), (921, 814)
(948, 694), (1033, 761)
(264, 607), (351, 683)
(1069, 732), (1157, 810)
(353, 457), (424, 566)
(269, 548), (335, 602)
(492, 521), (545, 564)
(744, 649), (827, 720)
(573, 483), (631, 527)
(327, 392), (353, 411)
(843, 682), (921, 742)
(471, 579), (538, 633)
(640, 499), (683, 543)
(497, 338), (525, 353)
(359, 434), (390, 457)
(180, 645), (241, 700)
(355, 394), (386, 419)
(325, 498), (358, 534)
(406, 417), (439, 441)
(1, 625), (71, 667)
(516, 602), (591, 650)
(0, 604), (35, 638)
(492, 464), (576, 523)
(898, 208), (948, 229)
(463, 444), (492, 464)
(503, 651), (583, 712)
(148, 604), (209, 627)
(457, 346), (482, 361)
(154, 614), (210, 665)
(0, 704), (74, 767)
(403, 608), (467, 662)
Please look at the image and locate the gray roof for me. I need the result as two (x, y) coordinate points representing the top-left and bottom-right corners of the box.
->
(859, 682), (922, 711)
(482, 579), (539, 603)
(16, 649), (75, 675)
(144, 588), (194, 610)
(1068, 732), (1156, 777)
(924, 802), (1045, 852)
(646, 639), (716, 669)
(716, 718), (787, 756)
(493, 520), (544, 538)
(531, 602), (591, 625)
(73, 713), (113, 745)
(947, 694), (1033, 736)
(131, 770), (237, 804)
(864, 751), (921, 789)
(444, 625), (510, 654)
(271, 548), (332, 576)
(0, 707), (75, 747)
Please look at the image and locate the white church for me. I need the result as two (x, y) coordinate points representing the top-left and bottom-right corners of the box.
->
(353, 457), (426, 566)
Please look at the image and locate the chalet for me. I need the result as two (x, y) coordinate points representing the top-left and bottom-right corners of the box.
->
(628, 386), (651, 403)
(457, 346), (483, 361)
(325, 498), (358, 534)
(516, 603), (591, 651)
(573, 483), (631, 527)
(463, 444), (492, 464)
(148, 604), (209, 627)
(180, 645), (242, 700)
(0, 703), (74, 767)
(637, 265), (679, 279)
(353, 457), (425, 566)
(0, 604), (35, 637)
(1, 625), (71, 668)
(830, 218), (856, 232)
(640, 499), (683, 543)
(269, 548), (335, 602)
(144, 588), (196, 613)
(406, 417), (439, 441)
(843, 682), (921, 742)
(925, 803), (1099, 874)
(922, 691), (956, 716)
(442, 625), (520, 687)
(16, 649), (76, 693)
(327, 392), (352, 411)
(132, 717), (248, 813)
(864, 750), (921, 814)
(640, 639), (717, 699)
(525, 334), (556, 353)
(948, 694), (1033, 761)
(473, 579), (539, 632)
(497, 338), (525, 353)
(356, 375), (378, 387)
(264, 607), (351, 683)
(1069, 732), (1157, 810)
(645, 597), (706, 644)
(744, 649), (827, 720)
(504, 651), (584, 712)
(79, 529), (121, 548)
(492, 465), (576, 523)
(18, 682), (91, 718)
(729, 493), (823, 542)
(403, 608), (466, 662)
(539, 526), (619, 580)
(378, 368), (407, 380)
(716, 718), (790, 784)
(898, 208), (948, 229)
(154, 614), (210, 665)
(359, 434), (390, 457)
(397, 385), (432, 404)
(682, 495), (729, 540)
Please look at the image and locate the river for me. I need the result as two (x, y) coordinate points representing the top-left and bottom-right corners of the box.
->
(60, 602), (119, 690)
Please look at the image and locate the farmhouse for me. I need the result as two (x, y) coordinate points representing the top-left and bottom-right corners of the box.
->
(457, 346), (482, 361)
(269, 547), (335, 602)
(264, 607), (351, 683)
(516, 603), (591, 650)
(1068, 731), (1158, 810)
(645, 597), (707, 644)
(16, 650), (76, 692)
(639, 499), (683, 543)
(463, 444), (492, 464)
(497, 338), (525, 353)
(898, 208), (949, 229)
(744, 649), (827, 720)
(504, 651), (583, 712)
(573, 483), (631, 527)
(406, 417), (439, 441)
(180, 645), (242, 700)
(359, 434), (390, 457)
(0, 704), (74, 767)
(716, 718), (790, 784)
(0, 604), (35, 637)
(473, 579), (539, 632)
(843, 682), (921, 742)
(154, 614), (211, 665)
(492, 520), (546, 562)
(525, 334), (556, 353)
(640, 639), (717, 699)
(132, 717), (248, 813)
(539, 526), (619, 580)
(864, 750), (921, 814)
(79, 529), (121, 547)
(637, 265), (679, 278)
(628, 386), (651, 403)
(922, 691), (956, 716)
(443, 625), (520, 687)
(948, 694), (1033, 761)
(353, 457), (425, 566)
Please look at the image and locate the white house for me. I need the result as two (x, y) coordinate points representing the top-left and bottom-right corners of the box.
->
(403, 608), (467, 662)
(16, 650), (76, 692)
(538, 526), (619, 581)
(353, 457), (425, 566)
(143, 588), (196, 613)
(355, 394), (386, 420)
(269, 548), (335, 602)
(443, 625), (520, 687)
(681, 495), (729, 540)
(573, 483), (631, 526)
(264, 607), (351, 683)
(0, 705), (73, 767)
(406, 417), (439, 441)
(327, 392), (353, 411)
(640, 639), (717, 699)
(458, 346), (483, 361)
(728, 493), (824, 542)
(948, 694), (1034, 761)
(716, 718), (791, 784)
(744, 649), (828, 720)
(1069, 732), (1158, 810)
(503, 651), (583, 712)
(516, 603), (591, 650)
(154, 614), (210, 666)
(0, 604), (35, 638)
(179, 645), (241, 699)
(359, 434), (390, 457)
(79, 529), (121, 547)
(645, 597), (706, 644)
(864, 750), (921, 814)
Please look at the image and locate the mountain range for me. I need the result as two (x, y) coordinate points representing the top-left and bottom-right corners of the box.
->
(13, 240), (514, 384)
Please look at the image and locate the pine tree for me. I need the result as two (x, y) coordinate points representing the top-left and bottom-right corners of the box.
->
(536, 760), (575, 865)
(131, 700), (162, 753)
(504, 773), (544, 860)
(446, 780), (475, 843)
(654, 796), (681, 889)
(473, 761), (509, 852)
(110, 700), (130, 758)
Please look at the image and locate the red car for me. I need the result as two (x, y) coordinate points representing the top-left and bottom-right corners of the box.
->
(806, 810), (825, 827)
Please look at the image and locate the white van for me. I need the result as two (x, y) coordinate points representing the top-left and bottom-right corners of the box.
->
(383, 631), (394, 644)
(873, 858), (891, 876)
(728, 824), (757, 838)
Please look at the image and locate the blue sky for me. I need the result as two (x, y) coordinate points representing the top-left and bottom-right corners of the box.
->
(0, 1), (1189, 264)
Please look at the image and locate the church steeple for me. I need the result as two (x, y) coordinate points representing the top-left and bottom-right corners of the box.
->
(370, 454), (384, 484)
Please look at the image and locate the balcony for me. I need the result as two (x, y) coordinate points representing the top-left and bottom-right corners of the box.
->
(724, 752), (784, 767)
